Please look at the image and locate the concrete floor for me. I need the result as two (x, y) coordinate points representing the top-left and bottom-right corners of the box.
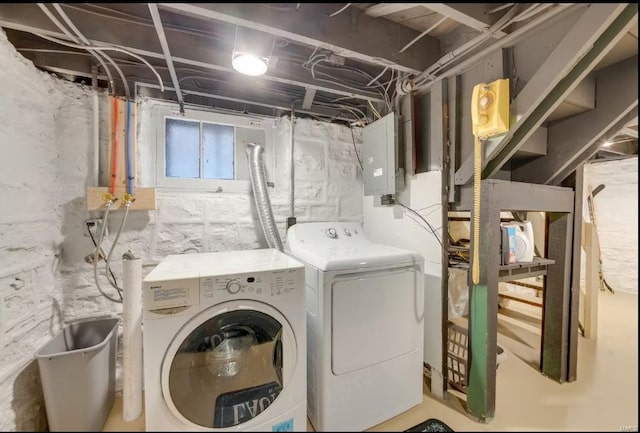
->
(373, 290), (639, 432)
(103, 290), (638, 432)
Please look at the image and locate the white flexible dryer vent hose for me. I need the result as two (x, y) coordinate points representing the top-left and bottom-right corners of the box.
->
(246, 142), (284, 251)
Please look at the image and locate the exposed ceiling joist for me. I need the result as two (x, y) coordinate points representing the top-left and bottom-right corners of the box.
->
(148, 4), (183, 109)
(598, 138), (638, 156)
(302, 88), (316, 110)
(16, 47), (351, 119)
(364, 4), (417, 18)
(620, 126), (639, 138)
(552, 111), (637, 183)
(455, 3), (636, 185)
(422, 3), (507, 37)
(158, 3), (440, 74)
(512, 56), (639, 185)
(136, 82), (352, 122)
(0, 5), (384, 103)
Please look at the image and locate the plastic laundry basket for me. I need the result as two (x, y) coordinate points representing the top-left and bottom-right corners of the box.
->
(35, 317), (120, 432)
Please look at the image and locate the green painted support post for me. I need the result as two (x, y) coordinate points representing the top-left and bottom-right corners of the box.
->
(467, 181), (500, 421)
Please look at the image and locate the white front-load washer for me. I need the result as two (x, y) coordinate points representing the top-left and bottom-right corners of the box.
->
(286, 222), (424, 431)
(142, 249), (306, 432)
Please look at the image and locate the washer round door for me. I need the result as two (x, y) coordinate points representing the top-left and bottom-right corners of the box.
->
(161, 301), (297, 429)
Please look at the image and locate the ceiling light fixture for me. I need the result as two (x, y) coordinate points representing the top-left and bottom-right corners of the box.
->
(231, 26), (276, 77)
(232, 52), (269, 76)
(602, 141), (613, 147)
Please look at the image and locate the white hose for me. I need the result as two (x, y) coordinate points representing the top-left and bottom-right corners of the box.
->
(246, 143), (284, 251)
(28, 31), (164, 95)
(51, 3), (127, 95)
(328, 3), (352, 17)
(105, 203), (131, 291)
(93, 203), (122, 303)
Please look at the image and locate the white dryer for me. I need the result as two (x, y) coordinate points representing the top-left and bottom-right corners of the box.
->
(142, 249), (306, 432)
(286, 222), (424, 431)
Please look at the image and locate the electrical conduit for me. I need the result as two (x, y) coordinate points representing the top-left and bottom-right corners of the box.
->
(38, 3), (115, 94)
(246, 143), (284, 251)
(414, 4), (574, 94)
(414, 5), (521, 87)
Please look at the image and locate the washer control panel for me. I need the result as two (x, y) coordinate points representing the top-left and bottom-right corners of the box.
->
(225, 279), (242, 294)
(200, 268), (303, 304)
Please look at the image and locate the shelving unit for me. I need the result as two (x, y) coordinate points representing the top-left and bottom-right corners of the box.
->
(450, 257), (556, 282)
(450, 179), (580, 421)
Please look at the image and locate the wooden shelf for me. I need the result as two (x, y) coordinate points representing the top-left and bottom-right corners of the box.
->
(449, 257), (555, 282)
(499, 257), (555, 281)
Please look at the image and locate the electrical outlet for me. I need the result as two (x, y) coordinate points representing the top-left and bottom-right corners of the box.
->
(85, 218), (107, 237)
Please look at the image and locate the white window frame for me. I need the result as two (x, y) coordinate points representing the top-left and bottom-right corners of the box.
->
(154, 104), (275, 193)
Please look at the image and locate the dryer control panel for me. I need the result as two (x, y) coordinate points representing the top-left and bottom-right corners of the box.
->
(200, 268), (302, 306)
(289, 222), (364, 244)
(287, 221), (422, 273)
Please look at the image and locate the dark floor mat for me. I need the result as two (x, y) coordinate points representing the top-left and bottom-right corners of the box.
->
(405, 418), (454, 432)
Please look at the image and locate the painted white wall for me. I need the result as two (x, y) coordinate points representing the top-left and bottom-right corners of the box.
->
(0, 28), (364, 430)
(362, 171), (445, 397)
(583, 157), (638, 294)
(0, 29), (95, 431)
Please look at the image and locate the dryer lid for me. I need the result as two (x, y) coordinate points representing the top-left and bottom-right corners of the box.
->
(286, 222), (422, 272)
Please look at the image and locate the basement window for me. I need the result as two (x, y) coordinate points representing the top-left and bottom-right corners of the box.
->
(165, 119), (236, 180)
(154, 104), (273, 192)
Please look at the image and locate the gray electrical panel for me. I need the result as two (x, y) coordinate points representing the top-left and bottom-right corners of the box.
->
(362, 112), (403, 196)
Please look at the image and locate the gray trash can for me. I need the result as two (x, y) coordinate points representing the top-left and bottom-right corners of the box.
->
(35, 317), (120, 432)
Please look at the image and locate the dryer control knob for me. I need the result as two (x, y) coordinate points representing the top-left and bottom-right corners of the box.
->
(226, 280), (241, 294)
(326, 227), (338, 238)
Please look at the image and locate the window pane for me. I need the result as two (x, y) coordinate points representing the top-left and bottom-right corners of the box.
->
(203, 123), (234, 180)
(166, 118), (200, 178)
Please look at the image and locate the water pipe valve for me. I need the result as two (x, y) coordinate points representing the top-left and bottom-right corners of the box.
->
(101, 192), (118, 204)
(122, 193), (136, 205)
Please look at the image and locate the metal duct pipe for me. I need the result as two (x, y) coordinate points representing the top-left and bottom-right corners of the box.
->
(246, 142), (284, 251)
